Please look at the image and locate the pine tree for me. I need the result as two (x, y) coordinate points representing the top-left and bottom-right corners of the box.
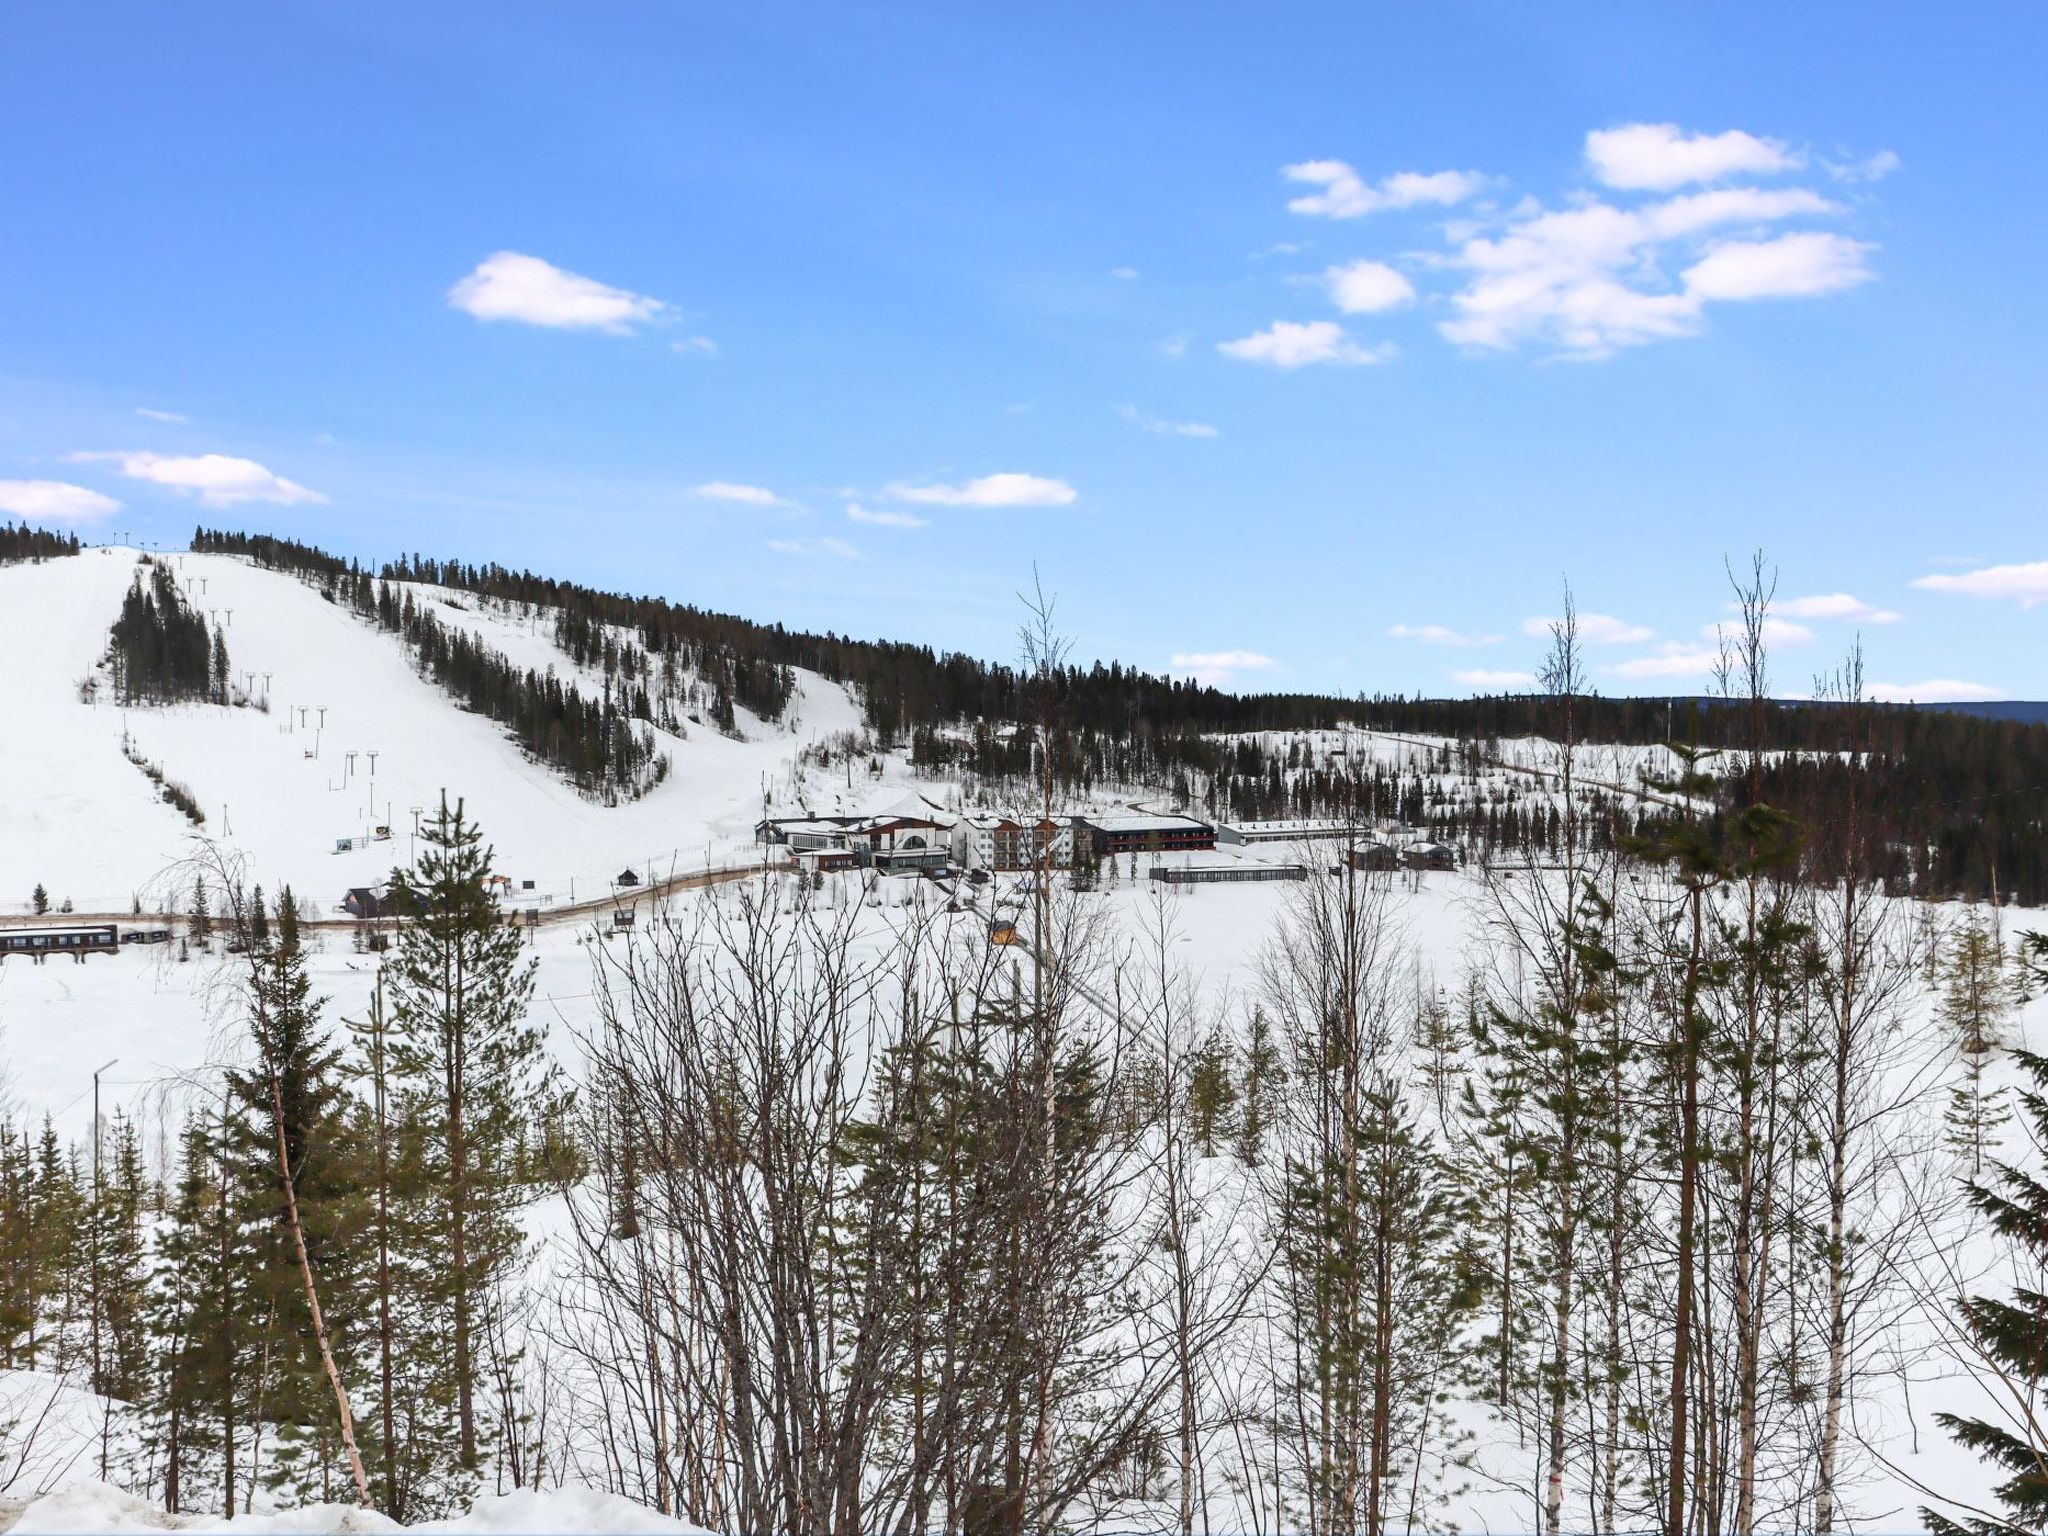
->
(30, 883), (48, 916)
(1185, 1024), (1238, 1158)
(1926, 1042), (2048, 1535)
(346, 973), (463, 1520)
(93, 1112), (149, 1405)
(148, 1118), (238, 1516)
(190, 877), (214, 949)
(386, 794), (558, 1473)
(1941, 910), (2022, 1175)
(1234, 1008), (1284, 1168)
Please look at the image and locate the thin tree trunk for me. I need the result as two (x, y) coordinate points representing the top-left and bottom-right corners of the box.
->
(270, 1074), (374, 1506)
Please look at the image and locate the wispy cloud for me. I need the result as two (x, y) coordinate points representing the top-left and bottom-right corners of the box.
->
(1584, 123), (1799, 190)
(847, 502), (928, 529)
(1606, 643), (1723, 680)
(72, 450), (324, 507)
(1698, 617), (1815, 646)
(1389, 623), (1501, 647)
(767, 537), (860, 560)
(1172, 650), (1278, 688)
(1218, 320), (1392, 368)
(1117, 405), (1220, 438)
(889, 473), (1077, 508)
(1283, 161), (1485, 219)
(1914, 560), (2048, 607)
(1867, 678), (2003, 703)
(672, 335), (718, 357)
(1452, 668), (1537, 690)
(1111, 266), (1140, 280)
(0, 479), (121, 523)
(449, 252), (665, 334)
(695, 482), (786, 507)
(1824, 149), (1901, 185)
(1523, 612), (1653, 645)
(135, 407), (189, 424)
(1776, 592), (1901, 624)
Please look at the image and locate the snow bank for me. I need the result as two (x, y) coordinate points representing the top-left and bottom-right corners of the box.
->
(1, 1481), (707, 1533)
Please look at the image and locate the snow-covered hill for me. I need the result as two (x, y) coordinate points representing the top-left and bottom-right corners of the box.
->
(0, 549), (879, 917)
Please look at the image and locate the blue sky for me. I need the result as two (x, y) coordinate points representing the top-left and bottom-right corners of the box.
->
(4, 4), (2046, 700)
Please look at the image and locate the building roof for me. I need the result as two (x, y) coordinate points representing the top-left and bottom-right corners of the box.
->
(1075, 812), (1212, 835)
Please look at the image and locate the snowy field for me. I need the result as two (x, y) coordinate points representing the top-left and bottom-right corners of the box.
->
(1, 864), (2039, 1529)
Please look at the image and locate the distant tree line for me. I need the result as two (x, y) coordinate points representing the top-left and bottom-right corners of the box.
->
(0, 521), (82, 563)
(106, 561), (232, 706)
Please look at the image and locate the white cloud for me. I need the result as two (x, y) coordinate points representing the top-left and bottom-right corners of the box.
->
(847, 502), (928, 529)
(1388, 623), (1501, 647)
(1438, 185), (1867, 356)
(1172, 650), (1278, 687)
(1522, 612), (1653, 645)
(1607, 643), (1724, 680)
(1117, 405), (1220, 438)
(74, 451), (324, 507)
(449, 252), (664, 333)
(135, 407), (188, 424)
(767, 537), (860, 560)
(1217, 320), (1390, 368)
(672, 335), (718, 357)
(1324, 259), (1416, 314)
(0, 479), (121, 523)
(1111, 266), (1140, 280)
(889, 473), (1077, 508)
(1683, 231), (1874, 301)
(1585, 123), (1798, 190)
(1915, 560), (2048, 607)
(1157, 334), (1190, 359)
(1698, 617), (1815, 646)
(695, 482), (785, 507)
(1778, 592), (1901, 624)
(1452, 668), (1537, 690)
(1867, 678), (2004, 703)
(1283, 161), (1485, 219)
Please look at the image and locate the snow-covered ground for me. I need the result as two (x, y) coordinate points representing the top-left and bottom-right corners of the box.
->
(0, 549), (888, 917)
(1, 549), (2039, 1529)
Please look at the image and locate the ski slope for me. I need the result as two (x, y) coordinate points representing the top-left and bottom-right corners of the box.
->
(0, 549), (876, 918)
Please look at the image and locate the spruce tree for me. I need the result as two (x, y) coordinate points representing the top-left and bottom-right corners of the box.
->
(1940, 910), (2022, 1175)
(226, 887), (372, 1504)
(386, 794), (556, 1472)
(148, 1118), (238, 1516)
(1926, 1041), (2048, 1535)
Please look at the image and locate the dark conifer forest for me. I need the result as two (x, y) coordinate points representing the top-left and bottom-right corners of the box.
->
(105, 560), (233, 707)
(0, 521), (82, 563)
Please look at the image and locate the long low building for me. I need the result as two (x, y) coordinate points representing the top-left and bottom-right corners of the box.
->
(1216, 817), (1357, 845)
(1150, 861), (1308, 885)
(1071, 811), (1217, 859)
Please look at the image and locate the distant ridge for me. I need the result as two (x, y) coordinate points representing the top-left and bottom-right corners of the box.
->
(1912, 700), (2048, 726)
